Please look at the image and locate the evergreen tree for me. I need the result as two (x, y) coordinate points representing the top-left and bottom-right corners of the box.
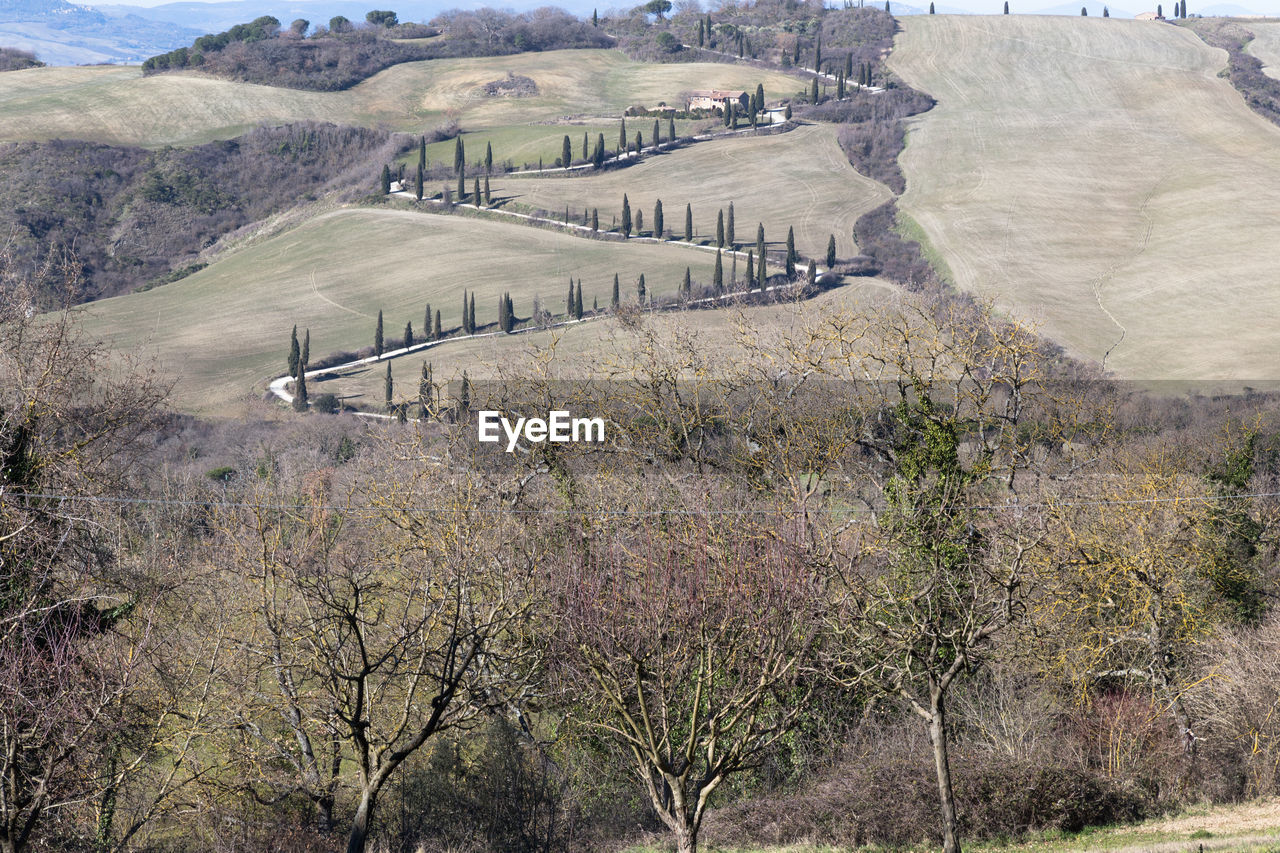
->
(654, 199), (664, 238)
(885, 0), (890, 12)
(473, 177), (481, 206)
(499, 294), (509, 332)
(301, 328), (309, 366)
(636, 209), (644, 235)
(455, 136), (465, 174)
(621, 194), (632, 237)
(668, 116), (676, 145)
(811, 77), (820, 103)
(716, 210), (725, 248)
(593, 8), (598, 25)
(384, 362), (393, 412)
(727, 202), (735, 246)
(845, 54), (853, 78)
(682, 266), (691, 296)
(697, 17), (704, 45)
(1081, 5), (1087, 13)
(1157, 2), (1161, 12)
(619, 117), (627, 156)
(470, 293), (476, 332)
(416, 163), (424, 200)
(685, 203), (693, 241)
(418, 136), (426, 169)
(380, 164), (391, 194)
(814, 31), (822, 71)
(1003, 0), (1009, 11)
(637, 274), (646, 303)
(786, 226), (797, 274)
(293, 366), (308, 412)
(405, 321), (414, 350)
(793, 40), (800, 64)
(612, 273), (620, 307)
(562, 134), (572, 168)
(1103, 5), (1109, 14)
(568, 279), (576, 315)
(827, 234), (837, 268)
(929, 2), (934, 12)
(419, 362), (432, 419)
(288, 325), (300, 377)
(592, 208), (599, 231)
(837, 72), (845, 100)
(485, 141), (492, 174)
(434, 309), (442, 340)
(807, 259), (816, 285)
(457, 172), (465, 203)
(653, 119), (660, 149)
(484, 176), (491, 204)
(756, 83), (765, 112)
(424, 304), (432, 339)
(375, 310), (384, 357)
(713, 250), (723, 292)
(594, 133), (606, 168)
(785, 103), (793, 120)
(462, 291), (470, 334)
(574, 280), (584, 318)
(756, 223), (766, 283)
(746, 251), (755, 287)
(635, 130), (643, 155)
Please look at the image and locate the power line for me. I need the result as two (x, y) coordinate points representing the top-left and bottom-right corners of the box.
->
(3, 489), (1279, 517)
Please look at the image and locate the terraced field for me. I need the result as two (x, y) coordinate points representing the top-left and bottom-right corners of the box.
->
(488, 123), (890, 262)
(78, 208), (735, 413)
(0, 50), (801, 147)
(890, 15), (1280, 380)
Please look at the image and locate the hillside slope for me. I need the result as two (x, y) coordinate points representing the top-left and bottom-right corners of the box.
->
(889, 16), (1280, 381)
(0, 50), (802, 147)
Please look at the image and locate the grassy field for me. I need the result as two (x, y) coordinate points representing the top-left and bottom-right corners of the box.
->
(0, 51), (802, 148)
(78, 208), (743, 414)
(317, 281), (895, 409)
(1244, 20), (1280, 80)
(889, 16), (1280, 381)
(484, 123), (890, 263)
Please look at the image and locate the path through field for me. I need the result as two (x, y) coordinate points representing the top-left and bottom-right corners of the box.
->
(890, 16), (1280, 381)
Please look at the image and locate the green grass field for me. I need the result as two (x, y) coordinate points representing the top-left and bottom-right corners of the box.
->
(78, 208), (743, 413)
(0, 51), (802, 148)
(889, 16), (1280, 381)
(484, 123), (890, 263)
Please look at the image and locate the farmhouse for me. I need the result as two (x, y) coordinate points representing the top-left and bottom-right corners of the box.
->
(687, 89), (750, 112)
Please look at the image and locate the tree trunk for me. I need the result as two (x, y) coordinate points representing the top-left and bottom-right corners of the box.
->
(345, 788), (376, 853)
(674, 824), (697, 853)
(928, 694), (961, 853)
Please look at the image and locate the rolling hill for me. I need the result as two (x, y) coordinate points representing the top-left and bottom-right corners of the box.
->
(889, 15), (1280, 381)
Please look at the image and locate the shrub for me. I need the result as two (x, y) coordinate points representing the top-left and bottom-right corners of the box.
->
(311, 393), (340, 414)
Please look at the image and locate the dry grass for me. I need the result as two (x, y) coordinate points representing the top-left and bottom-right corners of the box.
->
(77, 207), (744, 414)
(0, 50), (802, 148)
(1245, 21), (1280, 80)
(487, 123), (891, 263)
(889, 16), (1280, 381)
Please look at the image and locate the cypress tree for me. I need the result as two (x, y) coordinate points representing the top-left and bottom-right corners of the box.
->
(416, 163), (424, 200)
(885, 0), (890, 12)
(301, 328), (309, 366)
(727, 202), (735, 246)
(697, 17), (704, 46)
(652, 119), (660, 149)
(637, 274), (646, 303)
(434, 309), (442, 340)
(375, 310), (384, 357)
(827, 234), (837, 268)
(618, 117), (627, 156)
(568, 279), (576, 315)
(723, 98), (732, 127)
(594, 133), (606, 168)
(793, 40), (800, 64)
(592, 208), (599, 231)
(405, 321), (414, 349)
(807, 259), (816, 285)
(636, 209), (644, 235)
(654, 199), (664, 238)
(380, 164), (391, 194)
(811, 77), (819, 103)
(1081, 5), (1087, 13)
(612, 273), (620, 307)
(1157, 2), (1161, 12)
(746, 251), (755, 287)
(845, 55), (853, 78)
(682, 266), (691, 295)
(713, 250), (723, 292)
(1103, 5), (1109, 14)
(457, 172), (465, 202)
(384, 362), (393, 412)
(668, 116), (676, 145)
(635, 130), (642, 155)
(785, 103), (792, 120)
(756, 83), (765, 112)
(424, 304), (432, 339)
(288, 325), (300, 377)
(455, 136), (465, 174)
(418, 136), (426, 169)
(574, 281), (584, 318)
(562, 134), (572, 168)
(621, 194), (632, 237)
(1003, 0), (1009, 10)
(716, 210), (725, 248)
(469, 293), (476, 332)
(786, 226), (797, 273)
(929, 1), (934, 11)
(593, 7), (598, 25)
(814, 31), (821, 72)
(473, 177), (481, 205)
(485, 141), (492, 173)
(756, 224), (766, 283)
(837, 72), (845, 100)
(293, 367), (308, 412)
(462, 291), (470, 334)
(419, 362), (432, 418)
(685, 203), (693, 241)
(499, 294), (509, 332)
(484, 176), (491, 204)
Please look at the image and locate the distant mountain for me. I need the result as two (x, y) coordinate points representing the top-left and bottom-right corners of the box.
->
(0, 0), (201, 63)
(1196, 3), (1266, 14)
